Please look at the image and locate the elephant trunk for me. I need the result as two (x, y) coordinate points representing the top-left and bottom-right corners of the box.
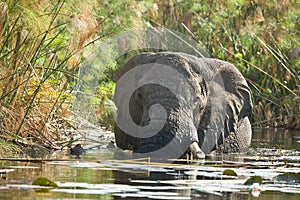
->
(135, 96), (199, 159)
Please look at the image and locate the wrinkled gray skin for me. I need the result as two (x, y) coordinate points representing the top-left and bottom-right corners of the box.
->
(114, 52), (252, 159)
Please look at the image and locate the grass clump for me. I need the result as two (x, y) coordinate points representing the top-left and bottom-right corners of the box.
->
(0, 0), (108, 155)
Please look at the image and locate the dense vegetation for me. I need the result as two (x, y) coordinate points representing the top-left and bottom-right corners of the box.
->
(0, 0), (299, 155)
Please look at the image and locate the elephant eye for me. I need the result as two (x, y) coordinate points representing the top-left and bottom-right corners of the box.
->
(137, 90), (142, 99)
(135, 90), (143, 106)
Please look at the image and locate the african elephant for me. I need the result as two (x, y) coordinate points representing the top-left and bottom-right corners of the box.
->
(114, 52), (252, 160)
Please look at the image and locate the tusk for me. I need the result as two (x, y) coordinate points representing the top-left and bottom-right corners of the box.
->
(190, 142), (205, 159)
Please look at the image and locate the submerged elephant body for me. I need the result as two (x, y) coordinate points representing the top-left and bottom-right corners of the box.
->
(114, 52), (252, 159)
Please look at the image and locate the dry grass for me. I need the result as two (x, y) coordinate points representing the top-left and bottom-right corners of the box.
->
(0, 0), (104, 156)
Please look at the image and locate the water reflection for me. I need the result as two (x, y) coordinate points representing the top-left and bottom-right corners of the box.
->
(112, 169), (248, 200)
(0, 128), (299, 200)
(251, 128), (300, 150)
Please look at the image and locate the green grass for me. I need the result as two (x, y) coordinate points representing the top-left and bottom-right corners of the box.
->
(0, 0), (109, 154)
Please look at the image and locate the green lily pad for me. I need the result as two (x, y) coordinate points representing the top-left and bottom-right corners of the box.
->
(244, 176), (262, 185)
(222, 169), (237, 176)
(32, 177), (58, 187)
(275, 172), (300, 183)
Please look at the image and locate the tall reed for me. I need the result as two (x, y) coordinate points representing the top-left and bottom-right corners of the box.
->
(145, 0), (300, 128)
(0, 0), (105, 155)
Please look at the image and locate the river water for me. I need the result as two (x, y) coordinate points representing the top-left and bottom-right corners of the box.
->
(0, 128), (299, 200)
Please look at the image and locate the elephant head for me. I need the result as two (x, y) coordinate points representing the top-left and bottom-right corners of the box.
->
(114, 52), (252, 160)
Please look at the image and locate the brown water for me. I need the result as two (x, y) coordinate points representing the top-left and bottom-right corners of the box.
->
(0, 128), (299, 200)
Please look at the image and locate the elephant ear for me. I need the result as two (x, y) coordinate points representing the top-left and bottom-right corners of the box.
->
(198, 58), (252, 153)
(113, 53), (153, 150)
(216, 59), (252, 123)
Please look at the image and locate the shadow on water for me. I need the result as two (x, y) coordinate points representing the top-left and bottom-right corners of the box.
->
(0, 128), (299, 199)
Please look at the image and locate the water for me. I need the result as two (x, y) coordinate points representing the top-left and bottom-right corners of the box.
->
(251, 128), (300, 150)
(0, 128), (299, 200)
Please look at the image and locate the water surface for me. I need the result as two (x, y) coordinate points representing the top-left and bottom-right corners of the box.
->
(0, 128), (299, 200)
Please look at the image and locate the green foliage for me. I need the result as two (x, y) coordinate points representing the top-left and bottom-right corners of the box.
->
(129, 0), (300, 128)
(96, 76), (116, 130)
(0, 0), (111, 151)
(92, 0), (300, 129)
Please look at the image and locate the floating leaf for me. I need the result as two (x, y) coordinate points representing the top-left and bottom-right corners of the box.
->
(244, 176), (262, 185)
(275, 172), (300, 183)
(32, 177), (58, 187)
(222, 169), (237, 176)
